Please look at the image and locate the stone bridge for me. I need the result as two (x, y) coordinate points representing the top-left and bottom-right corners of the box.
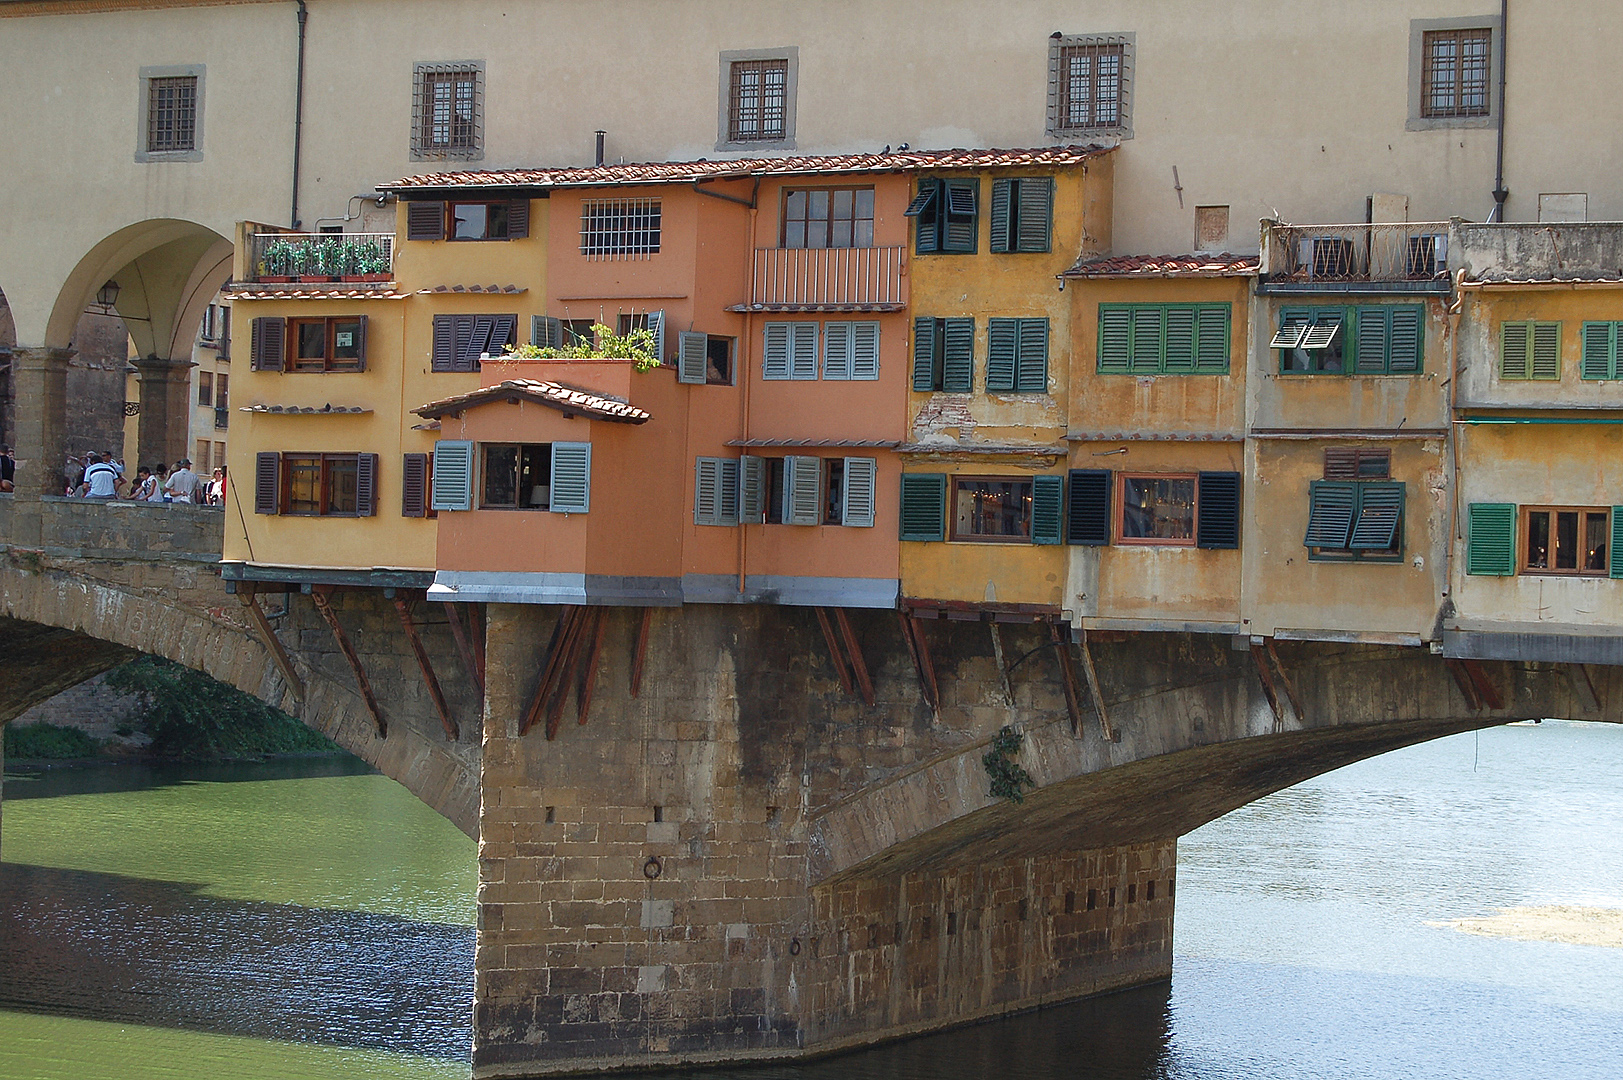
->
(3, 493), (1618, 1076)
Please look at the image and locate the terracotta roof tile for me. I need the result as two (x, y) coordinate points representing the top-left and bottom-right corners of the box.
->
(224, 285), (408, 300)
(1063, 252), (1259, 278)
(382, 145), (1115, 192)
(240, 404), (372, 415)
(414, 379), (651, 424)
(417, 284), (527, 294)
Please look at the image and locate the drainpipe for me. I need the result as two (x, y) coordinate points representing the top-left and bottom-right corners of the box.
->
(1489, 0), (1509, 221)
(291, 1), (309, 229)
(595, 130), (606, 166)
(739, 189), (759, 595)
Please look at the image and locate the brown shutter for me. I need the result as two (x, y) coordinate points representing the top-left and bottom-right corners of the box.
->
(431, 315), (456, 371)
(355, 453), (379, 517)
(506, 198), (530, 239)
(407, 201), (446, 241)
(250, 316), (285, 371)
(218, 306), (231, 361)
(353, 314), (368, 372)
(254, 452), (280, 514)
(402, 453), (429, 517)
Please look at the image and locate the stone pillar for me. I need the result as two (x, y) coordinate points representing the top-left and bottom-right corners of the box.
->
(132, 355), (194, 471)
(9, 346), (74, 499)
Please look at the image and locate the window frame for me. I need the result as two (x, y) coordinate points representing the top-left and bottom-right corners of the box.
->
(136, 64), (204, 163)
(197, 371), (213, 408)
(447, 200), (514, 242)
(781, 186), (876, 249)
(950, 475), (1035, 544)
(1520, 505), (1611, 577)
(479, 442), (553, 511)
(718, 48), (798, 149)
(1115, 473), (1199, 548)
(1407, 17), (1500, 131)
(1047, 33), (1134, 139)
(1275, 305), (1424, 376)
(286, 315), (366, 372)
(411, 61), (484, 161)
(908, 178), (979, 255)
(1419, 27), (1492, 120)
(1305, 480), (1406, 563)
(1098, 303), (1231, 375)
(278, 452), (367, 517)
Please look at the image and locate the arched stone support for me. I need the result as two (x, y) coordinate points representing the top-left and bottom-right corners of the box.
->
(131, 355), (196, 469)
(6, 346), (74, 502)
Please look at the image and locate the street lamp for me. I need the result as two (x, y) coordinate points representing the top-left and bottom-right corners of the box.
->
(95, 280), (121, 312)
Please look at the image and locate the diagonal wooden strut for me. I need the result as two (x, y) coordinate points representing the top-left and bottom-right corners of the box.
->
(898, 613), (939, 717)
(832, 608), (875, 706)
(545, 606), (596, 739)
(1445, 658), (1483, 711)
(310, 586), (386, 737)
(1249, 641), (1285, 729)
(237, 589), (304, 701)
(1075, 628), (1118, 742)
(520, 605), (581, 737)
(630, 607), (654, 697)
(1264, 639), (1307, 726)
(813, 607), (854, 696)
(1049, 621), (1086, 736)
(1460, 658), (1505, 710)
(395, 597), (459, 742)
(576, 606), (608, 726)
(442, 601), (485, 700)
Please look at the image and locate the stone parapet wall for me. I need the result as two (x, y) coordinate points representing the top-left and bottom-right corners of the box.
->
(28, 496), (224, 561)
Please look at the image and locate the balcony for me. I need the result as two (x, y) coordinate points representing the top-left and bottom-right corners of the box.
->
(214, 405), (229, 430)
(730, 245), (908, 312)
(247, 232), (394, 284)
(1261, 221), (1451, 294)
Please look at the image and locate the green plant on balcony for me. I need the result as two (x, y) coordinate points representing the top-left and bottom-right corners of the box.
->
(502, 323), (661, 372)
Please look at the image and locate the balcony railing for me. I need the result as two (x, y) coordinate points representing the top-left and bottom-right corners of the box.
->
(744, 245), (907, 310)
(248, 232), (395, 283)
(214, 405), (229, 430)
(1264, 222), (1451, 284)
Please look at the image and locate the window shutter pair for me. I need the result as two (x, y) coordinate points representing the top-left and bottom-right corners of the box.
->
(985, 318), (1049, 392)
(909, 179), (979, 254)
(822, 322), (880, 380)
(899, 473), (948, 541)
(1113, 305), (1234, 375)
(1581, 322), (1622, 380)
(251, 317), (286, 371)
(407, 201), (445, 241)
(1354, 306), (1423, 373)
(989, 177), (1053, 253)
(1305, 481), (1403, 551)
(762, 322), (818, 380)
(677, 330), (708, 384)
(1500, 321), (1561, 380)
(912, 317), (975, 392)
(694, 457), (740, 525)
(1067, 469), (1112, 545)
(432, 314), (517, 371)
(402, 453), (431, 517)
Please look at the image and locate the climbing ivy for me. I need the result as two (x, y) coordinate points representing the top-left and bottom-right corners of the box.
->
(982, 726), (1035, 803)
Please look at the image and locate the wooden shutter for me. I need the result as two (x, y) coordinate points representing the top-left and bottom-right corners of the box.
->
(407, 201), (445, 241)
(851, 322), (880, 379)
(431, 440), (474, 510)
(822, 321), (853, 380)
(942, 179), (978, 253)
(1466, 503), (1516, 575)
(789, 322), (819, 380)
(899, 473), (947, 541)
(1612, 507), (1623, 580)
(1499, 321), (1529, 379)
(532, 315), (564, 349)
(784, 456), (822, 525)
(717, 458), (740, 525)
(989, 178), (1013, 253)
(402, 453), (430, 517)
(763, 322), (791, 379)
(254, 451), (280, 514)
(493, 314), (517, 355)
(693, 457), (721, 525)
(1582, 322), (1616, 380)
(739, 455), (766, 523)
(431, 315), (457, 371)
(1098, 307), (1132, 372)
(1387, 306), (1423, 373)
(842, 457), (877, 527)
(506, 198), (530, 239)
(463, 316), (495, 368)
(985, 318), (1018, 391)
(549, 442), (591, 513)
(1196, 472), (1241, 549)
(354, 453), (379, 517)
(1349, 482), (1403, 550)
(648, 310), (666, 364)
(1163, 307), (1196, 373)
(218, 306), (231, 361)
(1030, 474), (1063, 545)
(350, 314), (368, 372)
(941, 318), (975, 392)
(1066, 469), (1111, 545)
(1531, 321), (1561, 380)
(912, 317), (939, 392)
(1323, 447), (1389, 481)
(677, 330), (708, 384)
(250, 316), (285, 372)
(1304, 481), (1357, 549)
(1015, 176), (1053, 252)
(1194, 306), (1230, 373)
(907, 181), (939, 253)
(1015, 318), (1048, 392)
(1130, 307), (1162, 373)
(1354, 306), (1389, 374)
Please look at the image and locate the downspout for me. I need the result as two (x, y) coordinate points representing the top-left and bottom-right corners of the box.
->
(1489, 0), (1509, 221)
(739, 187), (760, 595)
(1441, 267), (1466, 628)
(291, 1), (309, 229)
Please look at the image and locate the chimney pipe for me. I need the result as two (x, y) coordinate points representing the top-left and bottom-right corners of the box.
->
(594, 130), (606, 166)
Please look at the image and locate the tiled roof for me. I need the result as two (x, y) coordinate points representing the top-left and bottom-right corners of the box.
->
(224, 285), (408, 300)
(727, 438), (898, 448)
(382, 145), (1115, 192)
(1461, 274), (1623, 287)
(417, 284), (528, 294)
(414, 379), (650, 424)
(1063, 253), (1260, 278)
(240, 404), (372, 415)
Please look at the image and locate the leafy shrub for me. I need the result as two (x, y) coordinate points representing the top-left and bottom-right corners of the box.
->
(3, 721), (101, 760)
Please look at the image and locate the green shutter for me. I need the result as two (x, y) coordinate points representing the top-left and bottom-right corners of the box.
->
(1304, 481), (1357, 549)
(1163, 306), (1196, 373)
(549, 443), (591, 514)
(1130, 307), (1162, 373)
(694, 458), (720, 525)
(1349, 483), (1404, 551)
(985, 318), (1018, 391)
(913, 317), (940, 391)
(1354, 306), (1389, 374)
(1500, 321), (1530, 379)
(1531, 321), (1561, 380)
(1015, 176), (1053, 252)
(941, 318), (975, 391)
(1387, 305), (1423, 373)
(1194, 306), (1230, 373)
(1466, 503), (1517, 575)
(910, 180), (940, 253)
(430, 440), (474, 511)
(900, 473), (948, 541)
(1098, 306), (1132, 372)
(1612, 507), (1623, 579)
(1030, 474), (1063, 544)
(989, 178), (1012, 253)
(1581, 322), (1616, 380)
(942, 179), (978, 253)
(1015, 318), (1049, 392)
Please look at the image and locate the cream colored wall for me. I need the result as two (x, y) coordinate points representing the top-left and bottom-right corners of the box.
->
(1455, 287), (1623, 409)
(9, 0), (1623, 343)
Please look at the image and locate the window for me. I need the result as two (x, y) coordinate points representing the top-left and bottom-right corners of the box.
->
(762, 322), (820, 380)
(1118, 475), (1196, 545)
(216, 373), (229, 411)
(430, 314), (517, 372)
(200, 304), (221, 343)
(1099, 305), (1230, 375)
(481, 444), (552, 509)
(989, 178), (1053, 254)
(430, 440), (589, 513)
(196, 440), (211, 473)
(912, 317), (975, 392)
(1323, 447), (1390, 481)
(782, 188), (875, 248)
(289, 317), (367, 371)
(719, 49), (796, 147)
(1522, 507), (1611, 576)
(197, 371), (213, 407)
(677, 332), (736, 385)
(1274, 306), (1423, 375)
(1048, 34), (1133, 136)
(1581, 322), (1623, 380)
(1304, 481), (1405, 562)
(985, 318), (1049, 392)
(253, 452), (378, 517)
(701, 455), (876, 527)
(450, 200), (528, 241)
(137, 65), (204, 162)
(906, 178), (979, 255)
(1500, 321), (1561, 381)
(1067, 469), (1239, 549)
(412, 63), (483, 161)
(581, 198), (661, 258)
(953, 478), (1033, 542)
(822, 322), (880, 380)
(1421, 28), (1491, 119)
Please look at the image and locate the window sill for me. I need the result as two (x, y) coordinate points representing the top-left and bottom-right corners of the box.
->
(948, 536), (1034, 545)
(1405, 115), (1494, 131)
(716, 138), (795, 152)
(1048, 126), (1132, 141)
(1307, 551), (1404, 564)
(134, 149), (203, 164)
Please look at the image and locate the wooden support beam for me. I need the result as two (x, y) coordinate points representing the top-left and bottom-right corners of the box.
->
(545, 606), (594, 740)
(1461, 658), (1505, 711)
(1049, 621), (1086, 737)
(1264, 639), (1307, 726)
(1075, 628), (1118, 742)
(576, 607), (608, 726)
(470, 603), (486, 689)
(310, 586), (386, 738)
(520, 605), (579, 737)
(395, 597), (459, 742)
(442, 602), (484, 699)
(833, 608), (875, 706)
(898, 613), (940, 716)
(1445, 658), (1483, 711)
(629, 607), (654, 697)
(1569, 662), (1604, 714)
(988, 623), (1015, 707)
(237, 589), (305, 701)
(813, 607), (855, 696)
(1249, 641), (1285, 730)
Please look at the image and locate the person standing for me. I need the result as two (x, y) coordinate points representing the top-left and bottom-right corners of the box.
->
(81, 452), (119, 499)
(165, 458), (199, 504)
(147, 464), (169, 502)
(0, 445), (14, 492)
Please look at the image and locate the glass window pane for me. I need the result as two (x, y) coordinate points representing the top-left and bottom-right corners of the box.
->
(452, 203), (487, 240)
(807, 219), (828, 248)
(520, 444), (552, 508)
(1526, 511), (1550, 568)
(855, 189), (874, 218)
(285, 457), (320, 515)
(854, 219), (874, 248)
(807, 190), (830, 220)
(831, 218), (853, 247)
(832, 189), (853, 217)
(1122, 477), (1196, 541)
(1556, 511), (1579, 569)
(332, 320), (362, 361)
(785, 190), (806, 219)
(296, 322), (326, 360)
(326, 457), (358, 515)
(954, 480), (1032, 538)
(784, 220), (807, 248)
(1585, 512), (1609, 572)
(482, 446), (518, 507)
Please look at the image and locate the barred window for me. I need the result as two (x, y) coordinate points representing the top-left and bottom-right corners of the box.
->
(1421, 28), (1491, 118)
(1049, 35), (1132, 135)
(728, 59), (788, 142)
(580, 198), (662, 259)
(412, 63), (483, 160)
(147, 75), (197, 153)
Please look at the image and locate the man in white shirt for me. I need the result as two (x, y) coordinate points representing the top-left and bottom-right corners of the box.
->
(165, 458), (199, 504)
(82, 452), (119, 499)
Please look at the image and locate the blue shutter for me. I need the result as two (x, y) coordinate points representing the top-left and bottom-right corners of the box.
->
(549, 442), (591, 513)
(1015, 318), (1049, 392)
(822, 321), (853, 380)
(1031, 474), (1063, 544)
(739, 455), (766, 524)
(850, 322), (880, 380)
(985, 318), (1018, 391)
(784, 455), (822, 525)
(899, 473), (948, 541)
(716, 458), (739, 525)
(1196, 472), (1241, 549)
(841, 457), (877, 527)
(532, 315), (563, 349)
(431, 440), (474, 511)
(790, 322), (819, 380)
(1466, 503), (1517, 575)
(694, 457), (721, 525)
(677, 330), (708, 384)
(254, 452), (280, 514)
(941, 318), (975, 392)
(1098, 307), (1132, 373)
(763, 322), (791, 379)
(1066, 470), (1111, 545)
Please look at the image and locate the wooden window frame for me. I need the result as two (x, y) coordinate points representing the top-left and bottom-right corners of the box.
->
(286, 316), (365, 372)
(1323, 447), (1391, 481)
(781, 187), (876, 249)
(411, 62), (483, 161)
(1048, 35), (1133, 136)
(447, 201), (512, 242)
(1115, 473), (1199, 547)
(1519, 506), (1611, 577)
(1420, 28), (1492, 120)
(279, 453), (363, 517)
(479, 442), (552, 511)
(727, 58), (790, 143)
(950, 475), (1034, 543)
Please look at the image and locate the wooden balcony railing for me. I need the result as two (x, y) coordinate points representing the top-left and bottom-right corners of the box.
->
(741, 245), (907, 310)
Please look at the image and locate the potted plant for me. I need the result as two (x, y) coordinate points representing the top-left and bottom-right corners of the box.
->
(298, 237), (339, 282)
(257, 238), (295, 282)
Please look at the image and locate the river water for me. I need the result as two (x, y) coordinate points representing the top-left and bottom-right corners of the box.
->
(3, 719), (1621, 1080)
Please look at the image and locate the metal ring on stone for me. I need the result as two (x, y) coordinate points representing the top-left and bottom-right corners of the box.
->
(642, 857), (663, 879)
(789, 938), (801, 956)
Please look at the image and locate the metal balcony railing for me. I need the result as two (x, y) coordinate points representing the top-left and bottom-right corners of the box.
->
(214, 405), (229, 430)
(248, 232), (395, 282)
(747, 245), (907, 309)
(1266, 222), (1451, 283)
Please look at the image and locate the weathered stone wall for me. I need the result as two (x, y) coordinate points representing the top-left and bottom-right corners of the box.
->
(11, 672), (142, 736)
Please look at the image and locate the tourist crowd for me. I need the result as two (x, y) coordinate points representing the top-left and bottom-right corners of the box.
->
(4, 448), (229, 505)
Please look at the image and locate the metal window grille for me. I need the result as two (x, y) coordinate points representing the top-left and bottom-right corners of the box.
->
(1050, 38), (1129, 133)
(580, 198), (662, 259)
(728, 59), (788, 142)
(146, 76), (197, 152)
(1422, 28), (1491, 118)
(412, 64), (483, 160)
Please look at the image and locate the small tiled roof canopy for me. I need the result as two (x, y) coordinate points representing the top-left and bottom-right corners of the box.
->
(381, 145), (1114, 192)
(1063, 253), (1260, 278)
(414, 379), (650, 424)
